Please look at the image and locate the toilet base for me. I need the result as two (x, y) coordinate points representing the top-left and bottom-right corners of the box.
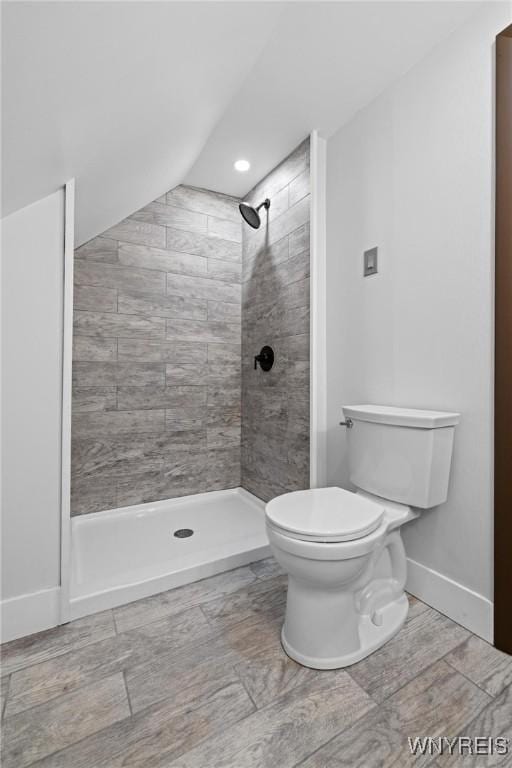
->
(280, 593), (409, 670)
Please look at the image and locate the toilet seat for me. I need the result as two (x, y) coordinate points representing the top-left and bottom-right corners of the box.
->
(265, 487), (385, 543)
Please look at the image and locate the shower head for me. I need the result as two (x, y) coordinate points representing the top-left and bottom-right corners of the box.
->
(239, 198), (270, 229)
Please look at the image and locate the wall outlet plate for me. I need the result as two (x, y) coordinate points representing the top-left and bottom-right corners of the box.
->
(364, 247), (378, 276)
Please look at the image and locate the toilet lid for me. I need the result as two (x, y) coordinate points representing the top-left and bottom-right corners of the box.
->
(265, 487), (385, 542)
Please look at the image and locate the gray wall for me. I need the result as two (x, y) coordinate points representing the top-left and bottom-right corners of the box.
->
(72, 185), (242, 514)
(241, 138), (310, 501)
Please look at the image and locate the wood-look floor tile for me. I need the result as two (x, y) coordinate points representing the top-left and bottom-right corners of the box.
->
(28, 681), (254, 768)
(166, 672), (374, 768)
(348, 607), (469, 703)
(220, 611), (284, 662)
(0, 610), (115, 676)
(407, 593), (430, 620)
(234, 647), (321, 708)
(434, 685), (512, 767)
(113, 565), (258, 633)
(125, 633), (239, 714)
(1, 673), (129, 768)
(444, 635), (512, 698)
(299, 659), (491, 768)
(5, 608), (212, 717)
(250, 556), (286, 581)
(200, 574), (287, 631)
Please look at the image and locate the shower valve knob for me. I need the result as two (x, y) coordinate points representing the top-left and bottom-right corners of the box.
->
(254, 345), (274, 372)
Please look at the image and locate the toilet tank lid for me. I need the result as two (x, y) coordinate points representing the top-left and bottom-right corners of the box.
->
(342, 404), (460, 429)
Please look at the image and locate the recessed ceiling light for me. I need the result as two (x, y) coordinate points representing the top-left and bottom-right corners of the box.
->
(234, 159), (250, 172)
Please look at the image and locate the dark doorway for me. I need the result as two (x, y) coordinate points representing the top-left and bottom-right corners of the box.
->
(494, 24), (512, 654)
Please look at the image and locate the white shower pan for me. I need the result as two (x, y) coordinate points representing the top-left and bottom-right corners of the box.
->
(68, 487), (270, 621)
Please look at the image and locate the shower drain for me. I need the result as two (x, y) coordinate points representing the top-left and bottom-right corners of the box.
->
(173, 528), (194, 538)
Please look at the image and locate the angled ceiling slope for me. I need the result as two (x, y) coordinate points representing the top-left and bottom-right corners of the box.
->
(2, 2), (483, 245)
(187, 1), (483, 198)
(1, 1), (283, 245)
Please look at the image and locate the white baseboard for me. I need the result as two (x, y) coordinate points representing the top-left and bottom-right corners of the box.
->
(406, 557), (493, 643)
(1, 587), (61, 643)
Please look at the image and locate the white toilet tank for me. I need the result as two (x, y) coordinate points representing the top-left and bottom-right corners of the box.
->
(342, 405), (460, 508)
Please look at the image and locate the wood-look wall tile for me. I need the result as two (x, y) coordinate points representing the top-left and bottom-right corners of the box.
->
(207, 427), (241, 449)
(167, 272), (241, 303)
(72, 362), (117, 387)
(117, 385), (206, 410)
(1, 674), (129, 768)
(75, 260), (165, 295)
(288, 168), (310, 206)
(118, 242), (207, 276)
(246, 138), (309, 205)
(208, 215), (242, 243)
(118, 291), (206, 321)
(74, 310), (165, 340)
(166, 227), (241, 262)
(289, 220), (310, 257)
(117, 339), (207, 364)
(103, 218), (165, 248)
(165, 363), (208, 386)
(71, 478), (118, 515)
(207, 342), (241, 362)
(132, 202), (207, 233)
(115, 363), (165, 386)
(165, 407), (206, 431)
(207, 258), (242, 284)
(207, 300), (241, 322)
(207, 405), (241, 428)
(72, 387), (117, 413)
(73, 409), (165, 438)
(75, 236), (118, 264)
(72, 433), (204, 482)
(166, 186), (240, 221)
(74, 284), (117, 313)
(208, 385), (240, 407)
(207, 447), (241, 490)
(73, 336), (117, 362)
(165, 319), (240, 344)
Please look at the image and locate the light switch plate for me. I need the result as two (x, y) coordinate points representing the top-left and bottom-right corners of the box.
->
(364, 247), (378, 276)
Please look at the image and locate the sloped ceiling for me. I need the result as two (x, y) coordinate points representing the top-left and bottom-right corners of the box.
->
(2, 1), (483, 245)
(1, 1), (284, 244)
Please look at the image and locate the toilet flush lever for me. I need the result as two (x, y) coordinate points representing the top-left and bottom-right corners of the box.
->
(339, 418), (353, 428)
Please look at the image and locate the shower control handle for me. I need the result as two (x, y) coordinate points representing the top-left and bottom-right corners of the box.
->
(254, 345), (274, 372)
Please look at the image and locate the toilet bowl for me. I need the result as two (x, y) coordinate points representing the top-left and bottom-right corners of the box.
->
(266, 487), (417, 669)
(266, 404), (460, 670)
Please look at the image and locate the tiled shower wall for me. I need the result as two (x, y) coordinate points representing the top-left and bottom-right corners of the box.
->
(71, 186), (242, 515)
(241, 138), (310, 500)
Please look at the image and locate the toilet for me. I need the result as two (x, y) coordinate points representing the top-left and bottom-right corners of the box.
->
(265, 404), (460, 670)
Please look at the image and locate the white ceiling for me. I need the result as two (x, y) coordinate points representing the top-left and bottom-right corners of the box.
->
(2, 1), (482, 245)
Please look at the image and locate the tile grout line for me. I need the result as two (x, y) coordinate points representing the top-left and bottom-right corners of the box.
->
(122, 668), (134, 717)
(442, 655), (498, 700)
